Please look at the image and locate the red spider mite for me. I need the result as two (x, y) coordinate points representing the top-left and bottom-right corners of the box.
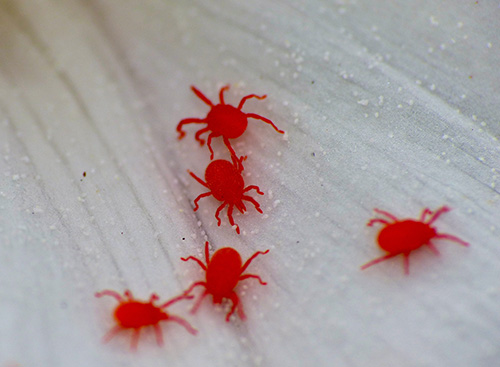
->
(189, 155), (263, 234)
(95, 289), (197, 350)
(361, 206), (469, 274)
(181, 241), (269, 321)
(176, 84), (284, 161)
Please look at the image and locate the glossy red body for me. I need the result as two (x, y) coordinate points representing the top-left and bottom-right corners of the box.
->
(189, 156), (263, 234)
(181, 241), (269, 321)
(177, 85), (284, 160)
(95, 290), (197, 350)
(361, 206), (469, 274)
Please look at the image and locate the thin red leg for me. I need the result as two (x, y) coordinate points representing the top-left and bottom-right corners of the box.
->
(227, 292), (245, 321)
(360, 253), (399, 270)
(177, 118), (206, 140)
(149, 293), (160, 303)
(168, 315), (198, 335)
(207, 133), (216, 159)
(193, 192), (212, 211)
(403, 253), (410, 275)
(367, 218), (390, 227)
(218, 85), (230, 104)
(194, 126), (210, 146)
(241, 249), (269, 272)
(180, 256), (207, 271)
(191, 85), (214, 107)
(420, 207), (434, 222)
(130, 329), (141, 351)
(215, 202), (227, 225)
(159, 293), (195, 309)
(227, 204), (240, 234)
(235, 201), (247, 213)
(435, 233), (469, 247)
(242, 195), (263, 214)
(244, 185), (264, 195)
(183, 282), (207, 297)
(101, 325), (121, 344)
(188, 170), (209, 188)
(154, 324), (164, 346)
(426, 206), (450, 225)
(239, 273), (267, 285)
(190, 290), (209, 314)
(246, 113), (284, 134)
(427, 242), (440, 255)
(238, 93), (266, 110)
(223, 137), (239, 167)
(203, 241), (210, 265)
(95, 290), (123, 302)
(372, 208), (399, 222)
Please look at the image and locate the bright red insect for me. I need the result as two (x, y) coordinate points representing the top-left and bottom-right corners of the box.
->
(95, 290), (197, 350)
(176, 84), (284, 161)
(189, 155), (263, 234)
(181, 241), (269, 321)
(361, 206), (469, 274)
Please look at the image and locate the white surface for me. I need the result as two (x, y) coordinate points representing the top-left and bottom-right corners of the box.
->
(1, 1), (499, 366)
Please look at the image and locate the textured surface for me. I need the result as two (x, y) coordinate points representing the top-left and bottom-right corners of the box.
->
(1, 1), (499, 366)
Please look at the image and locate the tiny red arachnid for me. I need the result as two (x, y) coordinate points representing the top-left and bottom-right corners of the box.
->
(181, 241), (269, 321)
(176, 84), (284, 160)
(189, 155), (263, 234)
(95, 289), (197, 350)
(361, 206), (469, 274)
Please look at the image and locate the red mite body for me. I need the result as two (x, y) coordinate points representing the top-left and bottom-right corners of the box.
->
(361, 206), (469, 274)
(181, 241), (269, 321)
(176, 85), (284, 160)
(189, 156), (263, 234)
(95, 290), (197, 350)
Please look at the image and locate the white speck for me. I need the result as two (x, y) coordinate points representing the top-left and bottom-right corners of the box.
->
(283, 100), (289, 106)
(442, 134), (449, 140)
(457, 21), (464, 28)
(273, 200), (280, 208)
(378, 96), (384, 105)
(77, 196), (85, 202)
(428, 47), (434, 53)
(314, 212), (320, 218)
(408, 100), (414, 106)
(374, 112), (379, 118)
(397, 104), (403, 109)
(388, 132), (394, 138)
(429, 84), (436, 91)
(487, 42), (492, 49)
(357, 99), (369, 106)
(429, 15), (439, 26)
(472, 115), (477, 121)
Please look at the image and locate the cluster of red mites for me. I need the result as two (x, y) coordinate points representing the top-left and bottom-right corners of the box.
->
(178, 85), (285, 234)
(95, 85), (469, 351)
(95, 85), (281, 350)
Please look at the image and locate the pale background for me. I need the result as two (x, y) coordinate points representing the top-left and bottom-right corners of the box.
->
(0, 1), (499, 366)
